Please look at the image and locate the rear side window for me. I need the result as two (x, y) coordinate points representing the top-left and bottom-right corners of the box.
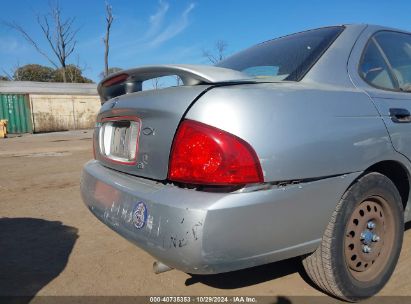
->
(360, 40), (396, 89)
(360, 31), (411, 92)
(217, 26), (344, 81)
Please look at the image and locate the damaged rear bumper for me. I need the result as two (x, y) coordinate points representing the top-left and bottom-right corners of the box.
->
(81, 160), (360, 274)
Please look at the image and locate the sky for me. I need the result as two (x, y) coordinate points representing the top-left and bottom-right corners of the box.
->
(1, 0), (411, 83)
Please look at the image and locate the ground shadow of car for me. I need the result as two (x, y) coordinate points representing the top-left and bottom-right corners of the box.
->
(185, 256), (316, 290)
(0, 217), (78, 300)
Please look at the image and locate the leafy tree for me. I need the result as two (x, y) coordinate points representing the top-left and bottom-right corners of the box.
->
(53, 65), (93, 83)
(10, 64), (92, 83)
(0, 75), (9, 81)
(13, 64), (55, 82)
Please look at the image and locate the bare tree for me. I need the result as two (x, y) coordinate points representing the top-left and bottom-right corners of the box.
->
(202, 40), (228, 64)
(103, 2), (114, 77)
(2, 61), (22, 81)
(1, 66), (14, 80)
(2, 69), (14, 81)
(151, 77), (164, 89)
(4, 2), (79, 82)
(175, 75), (182, 86)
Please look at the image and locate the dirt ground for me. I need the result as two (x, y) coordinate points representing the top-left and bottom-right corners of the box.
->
(1, 130), (411, 301)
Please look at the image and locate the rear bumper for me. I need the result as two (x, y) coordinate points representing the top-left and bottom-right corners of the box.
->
(81, 160), (360, 274)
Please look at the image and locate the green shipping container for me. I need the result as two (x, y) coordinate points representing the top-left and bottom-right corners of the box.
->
(0, 94), (33, 134)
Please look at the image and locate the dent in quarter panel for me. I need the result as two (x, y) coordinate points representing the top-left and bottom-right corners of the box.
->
(203, 172), (362, 269)
(186, 82), (394, 182)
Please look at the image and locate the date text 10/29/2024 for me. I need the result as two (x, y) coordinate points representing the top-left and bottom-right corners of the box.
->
(149, 296), (258, 303)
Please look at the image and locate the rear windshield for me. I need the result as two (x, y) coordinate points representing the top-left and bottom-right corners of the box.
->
(217, 26), (344, 81)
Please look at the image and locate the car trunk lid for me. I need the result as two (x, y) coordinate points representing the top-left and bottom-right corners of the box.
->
(95, 84), (213, 180)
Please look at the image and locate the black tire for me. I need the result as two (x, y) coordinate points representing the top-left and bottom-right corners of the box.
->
(302, 172), (404, 301)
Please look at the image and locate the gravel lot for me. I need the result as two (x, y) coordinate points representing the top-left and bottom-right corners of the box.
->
(1, 130), (411, 302)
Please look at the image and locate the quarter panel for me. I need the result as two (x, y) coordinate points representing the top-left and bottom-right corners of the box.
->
(186, 82), (395, 181)
(303, 24), (367, 87)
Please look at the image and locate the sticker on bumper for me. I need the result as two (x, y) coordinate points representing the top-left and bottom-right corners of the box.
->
(132, 202), (148, 229)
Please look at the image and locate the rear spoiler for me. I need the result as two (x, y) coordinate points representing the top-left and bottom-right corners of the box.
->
(97, 64), (249, 103)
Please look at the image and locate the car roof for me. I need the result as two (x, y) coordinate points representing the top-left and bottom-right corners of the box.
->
(271, 24), (411, 40)
(344, 24), (411, 35)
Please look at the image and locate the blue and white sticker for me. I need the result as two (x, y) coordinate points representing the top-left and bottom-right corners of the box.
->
(132, 201), (148, 229)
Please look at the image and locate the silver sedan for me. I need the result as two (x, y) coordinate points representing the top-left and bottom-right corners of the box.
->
(81, 24), (411, 301)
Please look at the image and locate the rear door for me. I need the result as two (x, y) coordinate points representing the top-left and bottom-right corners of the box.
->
(357, 30), (411, 161)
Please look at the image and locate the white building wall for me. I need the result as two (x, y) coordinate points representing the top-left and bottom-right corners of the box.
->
(30, 94), (100, 132)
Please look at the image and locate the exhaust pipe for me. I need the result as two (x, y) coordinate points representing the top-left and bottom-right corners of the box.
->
(153, 261), (173, 274)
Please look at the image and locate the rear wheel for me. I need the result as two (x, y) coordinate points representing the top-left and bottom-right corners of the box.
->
(302, 172), (404, 301)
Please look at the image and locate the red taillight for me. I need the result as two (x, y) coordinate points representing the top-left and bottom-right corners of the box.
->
(168, 120), (263, 185)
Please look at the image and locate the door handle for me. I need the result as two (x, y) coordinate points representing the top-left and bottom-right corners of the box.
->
(389, 108), (411, 123)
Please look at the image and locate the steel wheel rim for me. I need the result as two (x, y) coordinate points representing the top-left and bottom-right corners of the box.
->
(344, 195), (395, 282)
